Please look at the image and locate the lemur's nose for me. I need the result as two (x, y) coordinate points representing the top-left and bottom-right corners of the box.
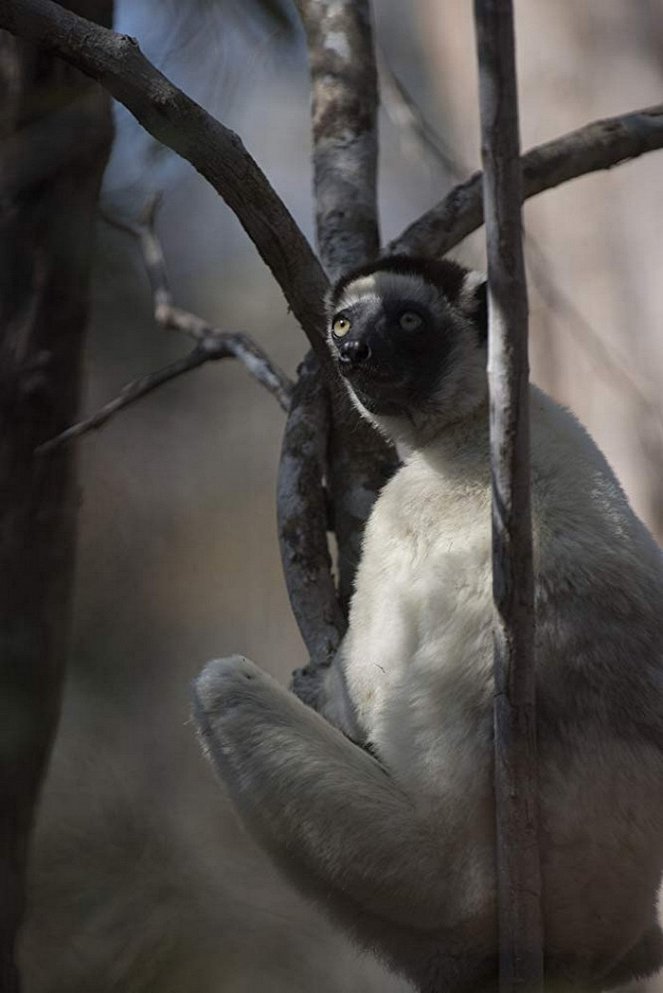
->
(338, 340), (371, 368)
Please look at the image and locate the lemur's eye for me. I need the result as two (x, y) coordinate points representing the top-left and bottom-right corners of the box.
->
(399, 311), (423, 331)
(332, 315), (351, 337)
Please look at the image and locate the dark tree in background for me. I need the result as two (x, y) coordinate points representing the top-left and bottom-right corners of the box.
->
(0, 4), (113, 989)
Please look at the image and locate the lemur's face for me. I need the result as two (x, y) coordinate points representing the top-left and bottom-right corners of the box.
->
(329, 282), (447, 416)
(327, 260), (488, 429)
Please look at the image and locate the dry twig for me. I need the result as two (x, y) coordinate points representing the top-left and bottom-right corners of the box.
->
(37, 199), (293, 453)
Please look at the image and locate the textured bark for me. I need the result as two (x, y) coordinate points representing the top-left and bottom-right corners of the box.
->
(473, 1), (543, 991)
(296, 0), (380, 281)
(0, 4), (114, 990)
(296, 0), (397, 614)
(277, 352), (346, 683)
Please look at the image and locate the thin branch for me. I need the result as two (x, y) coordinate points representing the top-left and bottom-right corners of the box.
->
(277, 351), (346, 680)
(0, 0), (331, 363)
(295, 0), (380, 279)
(37, 331), (292, 454)
(390, 102), (663, 257)
(102, 194), (219, 342)
(38, 200), (293, 452)
(474, 1), (543, 990)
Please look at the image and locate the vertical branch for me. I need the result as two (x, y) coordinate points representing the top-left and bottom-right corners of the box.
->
(277, 352), (346, 696)
(296, 0), (380, 280)
(0, 3), (114, 989)
(473, 2), (544, 992)
(296, 0), (397, 615)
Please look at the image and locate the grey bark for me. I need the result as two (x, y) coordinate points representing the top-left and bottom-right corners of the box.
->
(0, 4), (114, 989)
(296, 0), (397, 616)
(473, 1), (544, 991)
(277, 352), (347, 681)
(295, 0), (380, 281)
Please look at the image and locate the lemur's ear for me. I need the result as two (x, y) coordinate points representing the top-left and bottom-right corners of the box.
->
(458, 272), (488, 344)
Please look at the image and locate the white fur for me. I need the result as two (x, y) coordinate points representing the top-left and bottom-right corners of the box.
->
(333, 271), (447, 317)
(194, 349), (663, 991)
(458, 268), (486, 312)
(341, 388), (663, 975)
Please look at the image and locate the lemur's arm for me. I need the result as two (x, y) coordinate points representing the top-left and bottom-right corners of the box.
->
(193, 655), (459, 931)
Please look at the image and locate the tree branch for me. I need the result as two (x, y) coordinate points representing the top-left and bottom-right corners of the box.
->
(0, 0), (331, 363)
(37, 331), (292, 454)
(0, 0), (347, 699)
(37, 198), (294, 452)
(381, 57), (663, 425)
(277, 351), (346, 682)
(390, 102), (663, 257)
(295, 0), (396, 611)
(0, 4), (114, 988)
(295, 0), (380, 280)
(474, 1), (543, 990)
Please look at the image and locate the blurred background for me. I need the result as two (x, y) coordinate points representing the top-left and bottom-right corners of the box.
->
(18, 0), (663, 990)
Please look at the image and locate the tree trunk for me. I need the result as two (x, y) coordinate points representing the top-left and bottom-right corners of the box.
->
(0, 4), (113, 988)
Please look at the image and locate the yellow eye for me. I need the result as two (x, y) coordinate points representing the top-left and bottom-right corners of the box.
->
(399, 311), (423, 331)
(332, 316), (351, 337)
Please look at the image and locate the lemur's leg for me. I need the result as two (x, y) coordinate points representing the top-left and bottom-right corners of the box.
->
(193, 655), (465, 931)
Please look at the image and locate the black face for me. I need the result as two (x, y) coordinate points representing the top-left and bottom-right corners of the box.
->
(330, 297), (452, 417)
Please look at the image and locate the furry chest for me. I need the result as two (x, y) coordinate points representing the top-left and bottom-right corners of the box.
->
(344, 517), (493, 736)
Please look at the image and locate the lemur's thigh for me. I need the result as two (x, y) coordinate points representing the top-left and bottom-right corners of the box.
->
(193, 655), (458, 930)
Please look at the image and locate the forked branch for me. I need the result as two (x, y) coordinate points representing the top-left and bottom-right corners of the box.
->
(38, 199), (293, 453)
(3, 0), (663, 325)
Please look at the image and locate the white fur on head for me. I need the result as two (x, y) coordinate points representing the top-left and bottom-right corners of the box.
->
(330, 271), (450, 321)
(327, 268), (488, 451)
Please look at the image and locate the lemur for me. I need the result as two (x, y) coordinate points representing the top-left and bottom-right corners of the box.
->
(193, 255), (663, 993)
